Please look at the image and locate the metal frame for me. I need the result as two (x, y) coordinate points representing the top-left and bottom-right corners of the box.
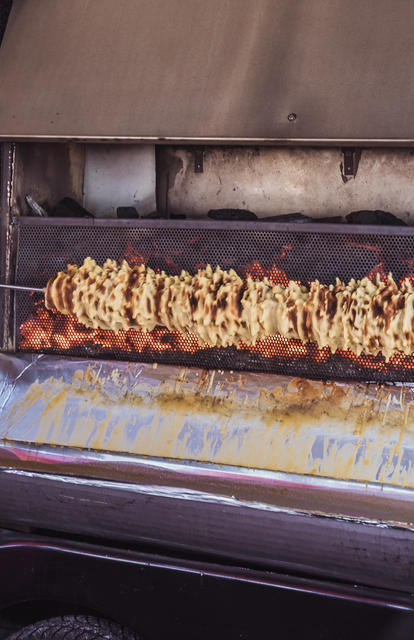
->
(1, 457), (414, 594)
(0, 142), (15, 351)
(3, 1), (414, 146)
(16, 215), (414, 236)
(0, 535), (410, 611)
(1, 531), (412, 640)
(5, 137), (414, 147)
(14, 216), (414, 380)
(1, 440), (414, 529)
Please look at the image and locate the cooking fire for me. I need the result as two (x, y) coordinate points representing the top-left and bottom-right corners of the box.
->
(17, 247), (414, 377)
(44, 256), (414, 360)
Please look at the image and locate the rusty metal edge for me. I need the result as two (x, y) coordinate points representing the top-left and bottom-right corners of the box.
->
(2, 137), (414, 147)
(16, 216), (414, 237)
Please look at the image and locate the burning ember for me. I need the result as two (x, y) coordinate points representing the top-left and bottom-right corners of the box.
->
(20, 300), (414, 372)
(18, 299), (313, 362)
(19, 303), (207, 356)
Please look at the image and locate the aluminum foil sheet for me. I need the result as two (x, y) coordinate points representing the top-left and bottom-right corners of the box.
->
(1, 353), (414, 489)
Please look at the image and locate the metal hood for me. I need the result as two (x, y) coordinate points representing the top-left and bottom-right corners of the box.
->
(1, 0), (414, 144)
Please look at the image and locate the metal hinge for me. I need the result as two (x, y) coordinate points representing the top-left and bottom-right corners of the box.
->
(193, 148), (204, 173)
(341, 148), (361, 182)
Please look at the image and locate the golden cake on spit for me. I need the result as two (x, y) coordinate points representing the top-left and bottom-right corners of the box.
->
(45, 257), (414, 360)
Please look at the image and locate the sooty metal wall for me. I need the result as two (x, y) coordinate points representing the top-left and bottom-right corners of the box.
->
(13, 217), (414, 382)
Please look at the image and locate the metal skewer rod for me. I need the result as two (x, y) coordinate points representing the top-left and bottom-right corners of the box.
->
(0, 283), (44, 294)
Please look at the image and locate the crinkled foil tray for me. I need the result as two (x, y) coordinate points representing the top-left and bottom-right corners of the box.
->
(1, 353), (414, 592)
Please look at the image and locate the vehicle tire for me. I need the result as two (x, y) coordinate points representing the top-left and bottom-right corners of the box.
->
(6, 615), (139, 640)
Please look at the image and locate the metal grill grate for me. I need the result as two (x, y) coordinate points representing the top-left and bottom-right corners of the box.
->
(14, 218), (414, 381)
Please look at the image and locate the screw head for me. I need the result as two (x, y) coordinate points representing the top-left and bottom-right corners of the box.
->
(287, 113), (297, 122)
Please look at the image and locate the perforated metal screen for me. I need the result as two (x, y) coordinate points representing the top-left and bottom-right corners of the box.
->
(14, 219), (414, 381)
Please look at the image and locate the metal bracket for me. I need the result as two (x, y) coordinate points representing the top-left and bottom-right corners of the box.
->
(193, 148), (204, 173)
(341, 148), (361, 181)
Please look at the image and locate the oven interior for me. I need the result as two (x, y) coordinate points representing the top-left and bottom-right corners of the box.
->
(3, 141), (414, 382)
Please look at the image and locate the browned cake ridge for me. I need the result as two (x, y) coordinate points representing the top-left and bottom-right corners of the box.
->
(45, 257), (414, 360)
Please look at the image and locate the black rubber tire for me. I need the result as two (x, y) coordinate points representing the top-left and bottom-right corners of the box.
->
(6, 615), (139, 640)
